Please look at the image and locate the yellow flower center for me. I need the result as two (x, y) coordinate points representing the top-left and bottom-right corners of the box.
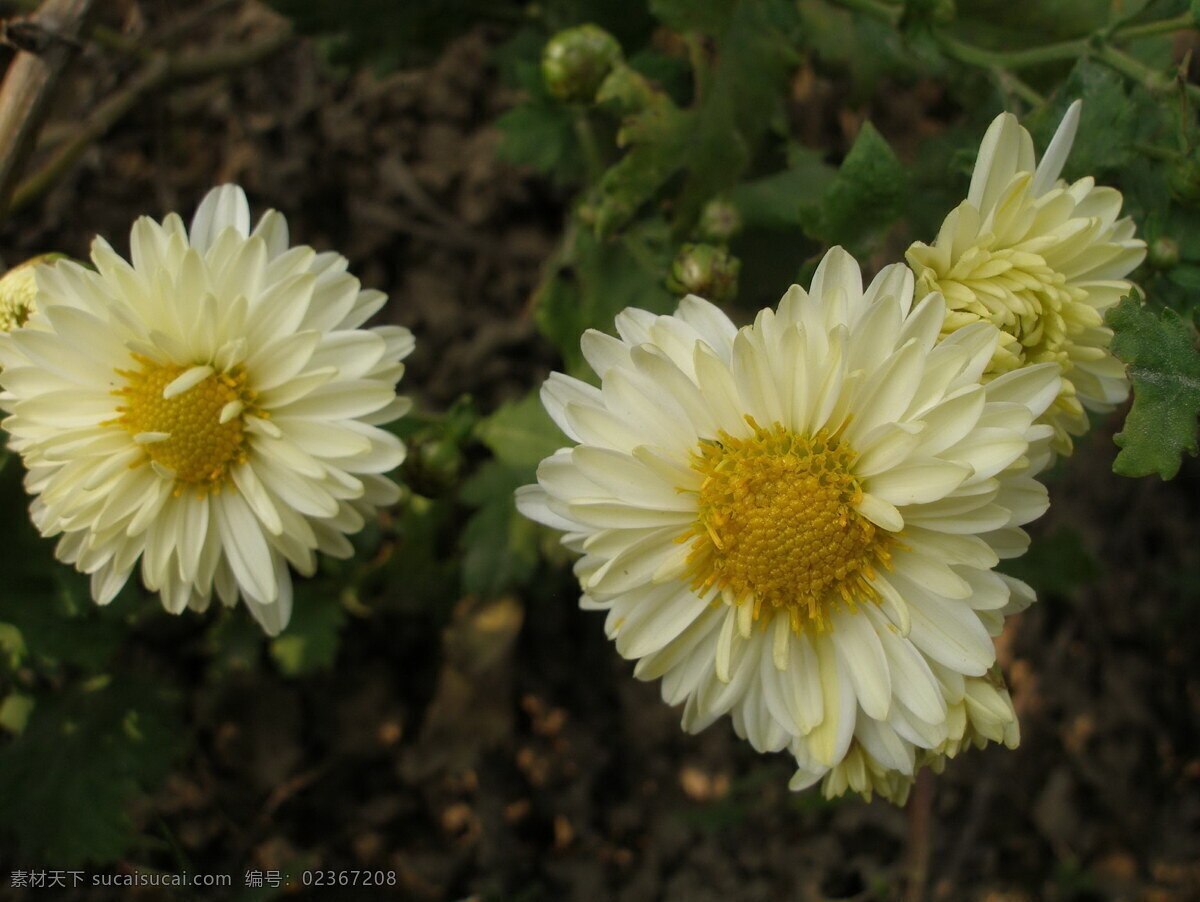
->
(112, 354), (261, 491)
(678, 418), (893, 634)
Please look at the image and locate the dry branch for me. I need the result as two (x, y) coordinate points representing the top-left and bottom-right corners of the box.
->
(0, 0), (94, 224)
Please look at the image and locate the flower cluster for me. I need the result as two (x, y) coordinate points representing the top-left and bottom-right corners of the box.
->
(519, 248), (1059, 801)
(519, 102), (1140, 801)
(0, 186), (412, 634)
(0, 100), (1143, 802)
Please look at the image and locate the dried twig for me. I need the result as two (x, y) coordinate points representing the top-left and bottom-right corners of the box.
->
(0, 0), (94, 223)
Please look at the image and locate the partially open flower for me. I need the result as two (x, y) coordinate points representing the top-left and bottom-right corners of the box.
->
(518, 246), (1058, 801)
(0, 254), (66, 332)
(906, 101), (1146, 452)
(0, 186), (413, 634)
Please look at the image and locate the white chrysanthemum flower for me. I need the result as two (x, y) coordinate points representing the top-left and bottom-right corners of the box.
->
(906, 101), (1146, 452)
(0, 186), (413, 635)
(517, 247), (1059, 802)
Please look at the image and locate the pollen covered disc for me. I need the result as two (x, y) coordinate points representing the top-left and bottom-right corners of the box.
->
(113, 354), (259, 489)
(679, 417), (894, 633)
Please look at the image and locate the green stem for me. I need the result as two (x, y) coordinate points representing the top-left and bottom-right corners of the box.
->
(1094, 44), (1200, 104)
(834, 0), (902, 27)
(994, 68), (1046, 107)
(683, 33), (712, 104)
(573, 112), (605, 186)
(1116, 13), (1195, 42)
(1133, 141), (1180, 162)
(836, 0), (1196, 75)
(935, 31), (1087, 71)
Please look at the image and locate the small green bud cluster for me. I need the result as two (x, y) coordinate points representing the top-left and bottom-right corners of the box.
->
(667, 243), (741, 303)
(542, 25), (623, 105)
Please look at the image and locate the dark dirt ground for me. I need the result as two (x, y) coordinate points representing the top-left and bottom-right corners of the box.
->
(0, 2), (1198, 901)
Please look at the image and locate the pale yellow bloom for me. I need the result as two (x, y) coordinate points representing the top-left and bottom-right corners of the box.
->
(906, 101), (1146, 452)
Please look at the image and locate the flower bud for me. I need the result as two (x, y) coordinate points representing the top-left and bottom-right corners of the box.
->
(542, 24), (622, 105)
(1148, 237), (1180, 270)
(1168, 151), (1200, 208)
(697, 198), (743, 244)
(666, 243), (741, 303)
(0, 253), (65, 332)
(402, 433), (464, 498)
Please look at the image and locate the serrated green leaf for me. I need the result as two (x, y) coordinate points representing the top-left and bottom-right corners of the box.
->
(1028, 60), (1156, 179)
(477, 392), (567, 468)
(459, 462), (540, 597)
(1107, 296), (1200, 479)
(269, 588), (346, 676)
(0, 678), (181, 864)
(801, 121), (908, 254)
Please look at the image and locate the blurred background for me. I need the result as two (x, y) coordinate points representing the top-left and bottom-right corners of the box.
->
(0, 1), (1197, 899)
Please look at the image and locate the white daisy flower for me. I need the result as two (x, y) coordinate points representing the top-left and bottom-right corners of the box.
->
(517, 247), (1059, 801)
(906, 100), (1146, 452)
(0, 186), (413, 635)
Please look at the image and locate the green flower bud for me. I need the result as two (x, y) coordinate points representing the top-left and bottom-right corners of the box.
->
(0, 253), (66, 332)
(402, 433), (464, 498)
(697, 198), (743, 244)
(542, 24), (623, 105)
(1148, 237), (1180, 270)
(1168, 151), (1200, 208)
(666, 243), (741, 303)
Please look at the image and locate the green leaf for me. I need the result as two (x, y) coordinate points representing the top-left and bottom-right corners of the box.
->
(496, 101), (585, 186)
(0, 461), (127, 671)
(459, 462), (540, 597)
(1107, 296), (1200, 479)
(1168, 263), (1200, 291)
(731, 148), (836, 230)
(0, 678), (181, 864)
(269, 587), (346, 676)
(672, 0), (801, 227)
(649, 0), (735, 33)
(800, 121), (908, 254)
(1029, 60), (1157, 180)
(477, 391), (567, 468)
(534, 220), (674, 374)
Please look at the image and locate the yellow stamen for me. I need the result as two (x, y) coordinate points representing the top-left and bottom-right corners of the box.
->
(677, 417), (895, 634)
(108, 353), (261, 495)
